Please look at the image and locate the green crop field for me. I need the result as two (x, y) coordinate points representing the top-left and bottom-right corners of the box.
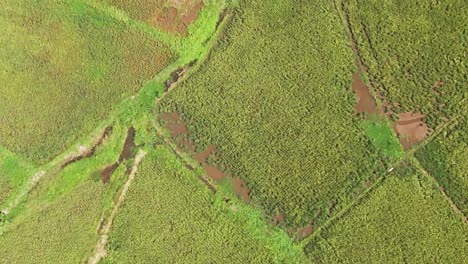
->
(0, 0), (466, 263)
(158, 0), (400, 228)
(105, 146), (307, 263)
(0, 0), (175, 164)
(343, 0), (468, 128)
(304, 166), (468, 263)
(0, 180), (106, 263)
(416, 119), (468, 215)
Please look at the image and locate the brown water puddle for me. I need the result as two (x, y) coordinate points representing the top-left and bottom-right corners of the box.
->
(203, 164), (223, 181)
(233, 177), (251, 203)
(351, 72), (379, 115)
(159, 112), (253, 202)
(101, 163), (118, 184)
(61, 126), (113, 169)
(101, 127), (136, 183)
(119, 127), (136, 163)
(395, 112), (429, 150)
(271, 213), (285, 227)
(194, 145), (216, 164)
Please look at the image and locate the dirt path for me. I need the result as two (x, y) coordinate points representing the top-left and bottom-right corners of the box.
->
(88, 150), (147, 264)
(1, 170), (45, 215)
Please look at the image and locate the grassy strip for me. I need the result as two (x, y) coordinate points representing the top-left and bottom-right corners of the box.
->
(0, 147), (36, 207)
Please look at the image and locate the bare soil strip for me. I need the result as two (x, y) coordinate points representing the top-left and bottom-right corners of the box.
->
(88, 150), (147, 264)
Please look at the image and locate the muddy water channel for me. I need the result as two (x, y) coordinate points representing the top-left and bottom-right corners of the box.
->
(101, 127), (136, 183)
(159, 112), (252, 202)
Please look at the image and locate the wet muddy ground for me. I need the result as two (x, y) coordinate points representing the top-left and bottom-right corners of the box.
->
(151, 1), (204, 35)
(159, 112), (252, 202)
(351, 72), (378, 115)
(101, 127), (136, 183)
(158, 112), (325, 239)
(395, 112), (430, 150)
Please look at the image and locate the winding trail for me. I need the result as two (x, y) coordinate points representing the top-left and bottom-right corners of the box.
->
(88, 150), (147, 264)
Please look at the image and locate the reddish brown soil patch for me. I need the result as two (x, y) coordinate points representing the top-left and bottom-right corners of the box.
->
(203, 164), (224, 181)
(150, 0), (205, 35)
(181, 1), (204, 24)
(159, 112), (188, 138)
(271, 213), (285, 227)
(395, 112), (430, 150)
(101, 163), (118, 184)
(296, 224), (314, 240)
(351, 72), (378, 115)
(194, 145), (216, 164)
(233, 177), (251, 203)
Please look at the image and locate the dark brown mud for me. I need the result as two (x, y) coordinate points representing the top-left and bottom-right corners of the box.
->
(101, 127), (136, 183)
(101, 163), (118, 184)
(61, 127), (113, 169)
(118, 127), (136, 163)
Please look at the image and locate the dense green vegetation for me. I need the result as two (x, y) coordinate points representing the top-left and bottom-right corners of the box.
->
(343, 0), (468, 127)
(0, 0), (466, 263)
(0, 179), (106, 263)
(105, 146), (307, 263)
(304, 167), (468, 263)
(158, 0), (394, 227)
(0, 0), (175, 163)
(416, 119), (468, 214)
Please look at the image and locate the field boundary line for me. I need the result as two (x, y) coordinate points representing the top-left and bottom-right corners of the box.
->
(408, 102), (467, 155)
(299, 172), (388, 248)
(87, 149), (147, 264)
(410, 156), (467, 222)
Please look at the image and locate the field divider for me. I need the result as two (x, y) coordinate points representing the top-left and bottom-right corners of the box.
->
(299, 172), (387, 248)
(409, 156), (467, 222)
(87, 149), (147, 264)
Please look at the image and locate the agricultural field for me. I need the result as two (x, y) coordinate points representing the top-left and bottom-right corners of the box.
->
(158, 0), (400, 229)
(0, 0), (175, 163)
(415, 119), (468, 215)
(105, 146), (307, 263)
(343, 0), (468, 130)
(0, 0), (467, 263)
(304, 166), (468, 263)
